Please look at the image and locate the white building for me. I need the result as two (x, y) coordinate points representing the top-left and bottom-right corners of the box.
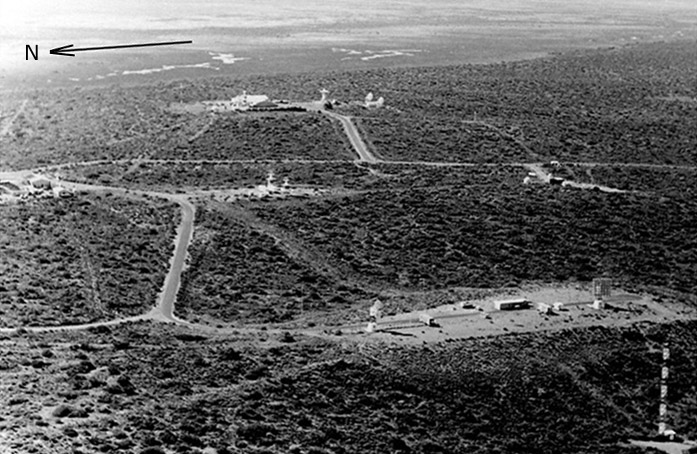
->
(364, 92), (385, 108)
(206, 91), (272, 112)
(494, 298), (531, 311)
(28, 175), (52, 190)
(231, 91), (270, 110)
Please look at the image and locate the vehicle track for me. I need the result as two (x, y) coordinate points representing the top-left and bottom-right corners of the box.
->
(25, 158), (697, 177)
(0, 99), (27, 138)
(462, 119), (542, 161)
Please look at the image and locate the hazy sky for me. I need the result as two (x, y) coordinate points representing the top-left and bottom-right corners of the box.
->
(2, 0), (695, 34)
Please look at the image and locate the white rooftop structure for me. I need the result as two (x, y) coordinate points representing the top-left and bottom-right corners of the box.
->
(230, 91), (270, 110)
(365, 92), (385, 108)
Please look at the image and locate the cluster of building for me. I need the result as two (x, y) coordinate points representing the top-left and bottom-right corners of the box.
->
(364, 92), (385, 108)
(0, 174), (73, 204)
(203, 88), (386, 113)
(205, 91), (305, 113)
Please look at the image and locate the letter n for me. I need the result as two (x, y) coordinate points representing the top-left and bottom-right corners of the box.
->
(26, 45), (38, 61)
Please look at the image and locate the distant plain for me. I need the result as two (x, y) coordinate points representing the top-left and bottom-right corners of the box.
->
(1, 0), (696, 88)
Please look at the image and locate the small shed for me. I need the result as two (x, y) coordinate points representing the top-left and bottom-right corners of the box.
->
(591, 299), (605, 310)
(537, 303), (553, 315)
(494, 299), (531, 311)
(29, 176), (52, 190)
(53, 186), (74, 198)
(419, 313), (439, 327)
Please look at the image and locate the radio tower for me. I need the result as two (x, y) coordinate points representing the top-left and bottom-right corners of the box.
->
(658, 344), (671, 438)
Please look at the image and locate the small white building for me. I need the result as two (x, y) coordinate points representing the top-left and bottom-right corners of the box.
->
(458, 301), (476, 309)
(591, 299), (606, 310)
(537, 303), (553, 315)
(52, 186), (74, 198)
(28, 175), (52, 190)
(419, 313), (438, 327)
(364, 92), (385, 108)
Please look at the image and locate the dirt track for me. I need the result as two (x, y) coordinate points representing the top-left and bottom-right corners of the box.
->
(0, 99), (27, 138)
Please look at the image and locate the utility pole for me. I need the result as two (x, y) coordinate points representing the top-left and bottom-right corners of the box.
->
(658, 344), (670, 436)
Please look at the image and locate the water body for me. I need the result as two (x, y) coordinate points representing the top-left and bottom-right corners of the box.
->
(1, 0), (696, 88)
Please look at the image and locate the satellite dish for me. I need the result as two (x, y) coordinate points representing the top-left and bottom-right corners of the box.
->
(369, 299), (383, 318)
(365, 92), (374, 102)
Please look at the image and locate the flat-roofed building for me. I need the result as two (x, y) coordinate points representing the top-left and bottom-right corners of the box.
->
(494, 298), (531, 311)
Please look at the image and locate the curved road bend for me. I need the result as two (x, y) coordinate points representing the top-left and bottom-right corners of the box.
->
(322, 111), (379, 163)
(59, 182), (197, 325)
(0, 180), (196, 333)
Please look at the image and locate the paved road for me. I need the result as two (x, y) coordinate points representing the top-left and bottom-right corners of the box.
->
(322, 111), (379, 163)
(0, 177), (196, 332)
(58, 182), (197, 325)
(153, 196), (195, 323)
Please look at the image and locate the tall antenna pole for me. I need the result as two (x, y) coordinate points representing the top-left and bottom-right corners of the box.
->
(658, 344), (670, 436)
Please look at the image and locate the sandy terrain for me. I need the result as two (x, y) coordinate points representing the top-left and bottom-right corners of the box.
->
(348, 285), (697, 345)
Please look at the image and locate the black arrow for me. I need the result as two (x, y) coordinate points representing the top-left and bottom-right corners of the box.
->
(50, 40), (193, 57)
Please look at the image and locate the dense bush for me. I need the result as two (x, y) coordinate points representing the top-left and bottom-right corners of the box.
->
(0, 194), (179, 327)
(250, 178), (697, 297)
(61, 161), (378, 191)
(176, 205), (375, 324)
(152, 112), (354, 161)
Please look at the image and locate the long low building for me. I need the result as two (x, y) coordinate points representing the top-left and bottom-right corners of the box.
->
(494, 298), (531, 311)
